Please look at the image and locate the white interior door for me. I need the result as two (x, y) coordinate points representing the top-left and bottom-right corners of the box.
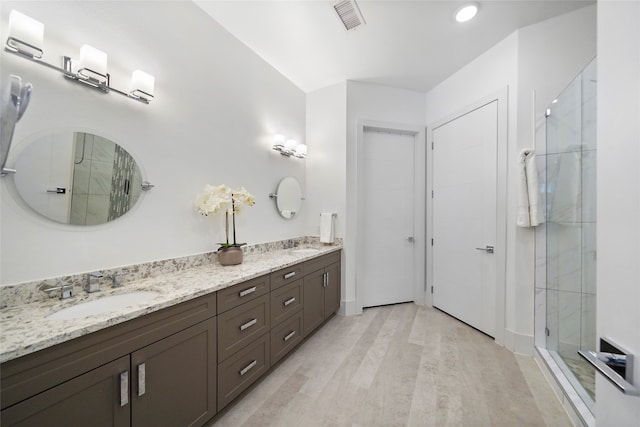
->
(432, 101), (498, 337)
(361, 129), (415, 308)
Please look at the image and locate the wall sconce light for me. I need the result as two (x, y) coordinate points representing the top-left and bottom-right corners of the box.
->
(5, 10), (155, 105)
(272, 134), (306, 159)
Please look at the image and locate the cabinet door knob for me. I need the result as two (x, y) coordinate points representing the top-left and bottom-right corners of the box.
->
(119, 371), (129, 407)
(138, 363), (146, 397)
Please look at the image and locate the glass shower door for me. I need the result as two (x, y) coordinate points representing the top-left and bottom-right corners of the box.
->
(544, 58), (597, 405)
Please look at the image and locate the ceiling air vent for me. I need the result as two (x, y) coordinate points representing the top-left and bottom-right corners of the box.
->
(333, 0), (366, 31)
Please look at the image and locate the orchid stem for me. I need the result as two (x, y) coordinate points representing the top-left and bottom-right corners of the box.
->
(225, 210), (229, 245)
(232, 195), (237, 245)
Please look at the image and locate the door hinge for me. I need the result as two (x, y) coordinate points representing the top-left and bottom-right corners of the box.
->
(431, 141), (434, 149)
(545, 327), (550, 337)
(431, 286), (434, 294)
(431, 238), (434, 246)
(431, 190), (434, 198)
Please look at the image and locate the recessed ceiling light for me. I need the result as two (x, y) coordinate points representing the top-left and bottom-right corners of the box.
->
(455, 3), (479, 23)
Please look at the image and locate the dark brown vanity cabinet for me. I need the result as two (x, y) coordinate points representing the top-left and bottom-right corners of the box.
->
(216, 275), (271, 411)
(1, 293), (218, 427)
(1, 250), (342, 426)
(303, 252), (341, 337)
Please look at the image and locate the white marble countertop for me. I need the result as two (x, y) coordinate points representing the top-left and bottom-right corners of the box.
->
(0, 245), (341, 363)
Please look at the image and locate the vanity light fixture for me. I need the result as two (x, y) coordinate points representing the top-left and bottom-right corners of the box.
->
(7, 10), (43, 59)
(4, 10), (155, 105)
(272, 134), (307, 159)
(455, 3), (479, 23)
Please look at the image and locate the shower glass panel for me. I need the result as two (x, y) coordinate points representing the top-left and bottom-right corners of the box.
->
(538, 58), (597, 411)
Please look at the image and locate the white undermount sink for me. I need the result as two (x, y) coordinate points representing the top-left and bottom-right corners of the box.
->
(47, 291), (160, 320)
(291, 248), (321, 254)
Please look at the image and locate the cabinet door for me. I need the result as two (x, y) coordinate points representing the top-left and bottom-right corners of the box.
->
(131, 317), (216, 427)
(324, 263), (341, 318)
(303, 269), (325, 337)
(1, 356), (130, 427)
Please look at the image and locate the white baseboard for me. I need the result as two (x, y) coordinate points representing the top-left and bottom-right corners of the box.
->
(504, 328), (534, 355)
(340, 299), (360, 316)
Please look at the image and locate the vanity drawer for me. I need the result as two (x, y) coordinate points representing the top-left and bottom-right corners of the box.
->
(304, 251), (340, 275)
(217, 295), (270, 362)
(270, 278), (303, 326)
(217, 274), (270, 314)
(270, 264), (304, 290)
(270, 311), (303, 366)
(217, 332), (270, 410)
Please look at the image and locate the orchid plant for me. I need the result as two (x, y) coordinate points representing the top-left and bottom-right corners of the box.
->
(195, 184), (255, 250)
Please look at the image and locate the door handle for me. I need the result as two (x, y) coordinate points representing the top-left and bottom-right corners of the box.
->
(475, 245), (494, 254)
(119, 371), (129, 407)
(138, 363), (146, 397)
(407, 236), (415, 243)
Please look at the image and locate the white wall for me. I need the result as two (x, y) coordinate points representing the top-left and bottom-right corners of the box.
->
(424, 5), (596, 354)
(305, 82), (347, 312)
(305, 83), (347, 238)
(0, 1), (307, 284)
(597, 1), (640, 424)
(345, 81), (426, 315)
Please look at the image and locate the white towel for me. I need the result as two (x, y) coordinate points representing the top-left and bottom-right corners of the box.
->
(517, 149), (543, 227)
(319, 213), (335, 243)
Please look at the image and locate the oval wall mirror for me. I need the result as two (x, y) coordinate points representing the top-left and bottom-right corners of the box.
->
(13, 131), (143, 225)
(274, 177), (303, 219)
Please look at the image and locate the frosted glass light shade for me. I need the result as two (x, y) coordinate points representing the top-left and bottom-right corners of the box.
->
(130, 70), (155, 99)
(285, 139), (297, 151)
(294, 144), (307, 158)
(8, 10), (44, 57)
(79, 45), (107, 77)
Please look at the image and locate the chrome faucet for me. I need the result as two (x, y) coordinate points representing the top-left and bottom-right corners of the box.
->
(86, 271), (103, 293)
(111, 274), (122, 288)
(43, 283), (74, 300)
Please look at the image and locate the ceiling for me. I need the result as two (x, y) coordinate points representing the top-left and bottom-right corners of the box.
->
(194, 0), (594, 93)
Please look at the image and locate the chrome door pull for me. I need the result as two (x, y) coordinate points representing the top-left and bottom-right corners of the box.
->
(239, 360), (257, 376)
(240, 318), (257, 331)
(138, 363), (146, 397)
(283, 297), (296, 306)
(119, 371), (129, 407)
(284, 271), (296, 279)
(284, 331), (296, 342)
(475, 245), (494, 254)
(239, 286), (256, 297)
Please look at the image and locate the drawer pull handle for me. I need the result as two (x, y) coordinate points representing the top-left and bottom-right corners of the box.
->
(138, 363), (146, 397)
(240, 318), (257, 331)
(120, 371), (129, 407)
(239, 286), (257, 297)
(284, 271), (296, 279)
(283, 297), (296, 306)
(284, 331), (296, 342)
(240, 360), (257, 376)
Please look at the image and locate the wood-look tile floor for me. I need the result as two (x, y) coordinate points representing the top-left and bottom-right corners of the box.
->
(210, 303), (571, 426)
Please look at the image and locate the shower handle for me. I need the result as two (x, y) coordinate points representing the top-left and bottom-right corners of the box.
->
(475, 245), (494, 254)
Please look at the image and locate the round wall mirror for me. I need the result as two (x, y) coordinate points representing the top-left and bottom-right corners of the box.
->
(12, 131), (143, 225)
(274, 177), (303, 219)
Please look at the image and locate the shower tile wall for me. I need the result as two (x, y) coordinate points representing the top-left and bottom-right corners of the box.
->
(71, 134), (116, 225)
(535, 58), (597, 362)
